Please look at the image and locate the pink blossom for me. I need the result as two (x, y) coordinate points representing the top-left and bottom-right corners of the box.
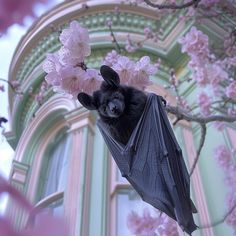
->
(131, 56), (156, 89)
(43, 53), (62, 74)
(226, 192), (236, 230)
(125, 35), (138, 53)
(213, 122), (225, 131)
(225, 164), (236, 186)
(226, 81), (236, 98)
(0, 175), (33, 212)
(200, 0), (220, 8)
(207, 64), (228, 87)
(177, 96), (190, 110)
(214, 145), (231, 169)
(0, 85), (5, 92)
(127, 209), (178, 236)
(10, 80), (21, 89)
(0, 0), (48, 33)
(127, 209), (160, 236)
(59, 21), (91, 61)
(103, 50), (120, 67)
(144, 27), (154, 39)
(228, 107), (236, 116)
(82, 69), (102, 95)
(178, 27), (210, 61)
(112, 56), (136, 85)
(59, 66), (86, 98)
(0, 174), (69, 236)
(43, 53), (62, 87)
(197, 91), (212, 116)
(192, 67), (209, 86)
(58, 46), (84, 66)
(35, 93), (44, 104)
(157, 214), (178, 236)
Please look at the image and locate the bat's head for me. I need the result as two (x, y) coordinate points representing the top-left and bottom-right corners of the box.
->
(78, 65), (125, 119)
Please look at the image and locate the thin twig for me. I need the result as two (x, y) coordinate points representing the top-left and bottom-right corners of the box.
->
(0, 78), (21, 94)
(199, 202), (236, 228)
(190, 124), (206, 176)
(108, 24), (122, 53)
(143, 0), (202, 9)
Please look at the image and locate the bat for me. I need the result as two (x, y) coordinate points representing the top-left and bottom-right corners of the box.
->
(78, 66), (197, 235)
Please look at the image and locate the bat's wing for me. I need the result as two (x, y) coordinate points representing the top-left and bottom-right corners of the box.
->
(97, 93), (197, 235)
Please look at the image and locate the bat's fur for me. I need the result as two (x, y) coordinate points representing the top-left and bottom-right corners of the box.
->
(78, 65), (147, 144)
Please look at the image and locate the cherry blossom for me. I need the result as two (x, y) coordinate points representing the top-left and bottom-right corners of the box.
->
(10, 80), (21, 89)
(225, 164), (236, 186)
(127, 209), (178, 236)
(0, 174), (68, 236)
(226, 81), (236, 98)
(213, 121), (225, 131)
(178, 26), (210, 62)
(226, 191), (236, 233)
(58, 46), (84, 67)
(127, 209), (160, 236)
(112, 56), (136, 84)
(214, 145), (231, 169)
(103, 50), (120, 67)
(43, 52), (62, 87)
(200, 0), (220, 8)
(82, 69), (103, 95)
(59, 66), (86, 98)
(197, 91), (212, 116)
(0, 0), (48, 33)
(59, 21), (91, 61)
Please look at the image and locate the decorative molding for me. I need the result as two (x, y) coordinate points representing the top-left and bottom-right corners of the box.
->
(65, 106), (96, 134)
(182, 127), (214, 236)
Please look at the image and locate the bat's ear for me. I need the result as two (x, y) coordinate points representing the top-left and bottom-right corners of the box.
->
(77, 92), (97, 110)
(100, 65), (120, 88)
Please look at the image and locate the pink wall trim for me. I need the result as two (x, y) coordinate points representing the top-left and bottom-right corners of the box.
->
(182, 128), (214, 236)
(227, 127), (236, 149)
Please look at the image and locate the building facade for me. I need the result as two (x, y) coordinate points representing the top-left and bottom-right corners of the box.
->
(5, 0), (236, 235)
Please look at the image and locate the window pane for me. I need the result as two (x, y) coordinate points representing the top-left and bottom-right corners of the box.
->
(42, 134), (71, 198)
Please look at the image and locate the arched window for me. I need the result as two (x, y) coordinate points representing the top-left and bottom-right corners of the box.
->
(36, 132), (72, 215)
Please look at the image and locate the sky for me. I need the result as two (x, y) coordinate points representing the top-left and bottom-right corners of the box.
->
(0, 0), (63, 215)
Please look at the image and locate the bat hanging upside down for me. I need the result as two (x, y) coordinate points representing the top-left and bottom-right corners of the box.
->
(78, 65), (198, 235)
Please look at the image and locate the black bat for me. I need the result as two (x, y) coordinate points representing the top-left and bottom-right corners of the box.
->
(78, 66), (197, 235)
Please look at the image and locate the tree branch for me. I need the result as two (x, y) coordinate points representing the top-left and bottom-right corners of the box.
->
(107, 24), (122, 54)
(143, 0), (202, 9)
(166, 104), (236, 176)
(199, 202), (236, 228)
(190, 124), (206, 176)
(166, 105), (236, 124)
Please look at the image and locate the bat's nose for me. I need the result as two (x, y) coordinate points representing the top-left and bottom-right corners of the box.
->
(111, 106), (118, 114)
(109, 103), (118, 114)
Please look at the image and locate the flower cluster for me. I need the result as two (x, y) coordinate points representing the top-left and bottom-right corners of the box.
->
(0, 0), (48, 33)
(0, 175), (68, 236)
(214, 144), (236, 232)
(127, 209), (178, 236)
(200, 0), (220, 8)
(197, 92), (212, 116)
(43, 21), (102, 98)
(43, 21), (157, 98)
(104, 53), (158, 90)
(179, 27), (236, 116)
